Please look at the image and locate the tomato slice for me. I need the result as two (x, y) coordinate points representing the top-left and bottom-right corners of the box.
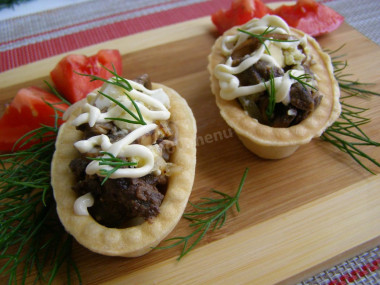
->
(50, 49), (122, 103)
(211, 0), (272, 34)
(0, 87), (68, 152)
(274, 0), (344, 36)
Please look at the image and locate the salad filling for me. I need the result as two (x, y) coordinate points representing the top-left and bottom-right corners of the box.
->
(68, 74), (176, 228)
(214, 15), (323, 128)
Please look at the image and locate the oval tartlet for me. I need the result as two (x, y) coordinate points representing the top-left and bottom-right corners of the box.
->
(208, 17), (341, 159)
(51, 83), (196, 257)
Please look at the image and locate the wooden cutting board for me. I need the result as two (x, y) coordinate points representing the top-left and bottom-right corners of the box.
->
(1, 12), (380, 285)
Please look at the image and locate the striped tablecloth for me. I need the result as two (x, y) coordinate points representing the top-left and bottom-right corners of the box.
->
(2, 0), (379, 74)
(0, 0), (379, 284)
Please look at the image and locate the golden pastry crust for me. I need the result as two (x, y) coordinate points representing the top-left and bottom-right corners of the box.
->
(208, 25), (341, 159)
(51, 83), (196, 257)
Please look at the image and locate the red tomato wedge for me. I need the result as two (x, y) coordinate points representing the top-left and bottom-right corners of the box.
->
(50, 49), (122, 104)
(211, 0), (344, 37)
(274, 0), (344, 36)
(211, 0), (272, 34)
(0, 87), (68, 152)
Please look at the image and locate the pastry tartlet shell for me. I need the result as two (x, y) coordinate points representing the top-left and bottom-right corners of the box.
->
(51, 83), (197, 257)
(208, 25), (341, 159)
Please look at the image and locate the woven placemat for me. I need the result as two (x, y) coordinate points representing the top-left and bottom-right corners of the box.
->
(324, 0), (380, 46)
(299, 246), (380, 285)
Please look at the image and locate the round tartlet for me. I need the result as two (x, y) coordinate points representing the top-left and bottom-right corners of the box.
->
(208, 17), (341, 159)
(51, 83), (197, 257)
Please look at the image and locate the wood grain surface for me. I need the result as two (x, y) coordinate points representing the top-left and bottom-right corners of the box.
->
(1, 14), (380, 285)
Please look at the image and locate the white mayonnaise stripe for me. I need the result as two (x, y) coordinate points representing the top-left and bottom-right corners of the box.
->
(220, 16), (290, 56)
(72, 103), (105, 127)
(86, 144), (154, 179)
(74, 124), (158, 179)
(74, 193), (94, 216)
(72, 79), (170, 128)
(107, 123), (157, 156)
(74, 134), (113, 153)
(117, 95), (170, 122)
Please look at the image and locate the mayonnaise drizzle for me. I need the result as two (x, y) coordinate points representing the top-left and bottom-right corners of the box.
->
(72, 76), (171, 179)
(72, 79), (170, 128)
(74, 192), (94, 216)
(74, 123), (157, 179)
(71, 78), (172, 215)
(214, 15), (313, 105)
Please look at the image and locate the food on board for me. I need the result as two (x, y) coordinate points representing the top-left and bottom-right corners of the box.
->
(208, 15), (341, 159)
(51, 73), (197, 257)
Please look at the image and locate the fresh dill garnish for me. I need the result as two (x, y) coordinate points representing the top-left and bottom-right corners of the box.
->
(87, 151), (138, 185)
(289, 72), (318, 91)
(264, 70), (276, 119)
(155, 168), (249, 260)
(321, 46), (380, 173)
(75, 65), (146, 125)
(44, 80), (72, 106)
(238, 26), (298, 55)
(321, 102), (380, 174)
(98, 91), (146, 125)
(327, 45), (379, 98)
(0, 91), (81, 284)
(76, 64), (133, 91)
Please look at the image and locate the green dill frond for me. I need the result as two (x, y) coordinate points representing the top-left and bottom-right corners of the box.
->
(0, 89), (81, 284)
(321, 102), (380, 174)
(87, 151), (138, 185)
(75, 65), (146, 125)
(322, 46), (380, 173)
(238, 26), (298, 55)
(264, 70), (276, 119)
(99, 91), (146, 125)
(154, 168), (249, 260)
(289, 72), (318, 91)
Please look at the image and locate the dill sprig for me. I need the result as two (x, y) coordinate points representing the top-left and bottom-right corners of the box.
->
(264, 70), (276, 119)
(99, 91), (146, 125)
(321, 102), (380, 174)
(321, 46), (380, 173)
(289, 72), (318, 91)
(155, 168), (249, 260)
(87, 151), (137, 185)
(328, 45), (379, 98)
(238, 26), (298, 55)
(75, 65), (146, 125)
(76, 64), (133, 91)
(0, 94), (81, 284)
